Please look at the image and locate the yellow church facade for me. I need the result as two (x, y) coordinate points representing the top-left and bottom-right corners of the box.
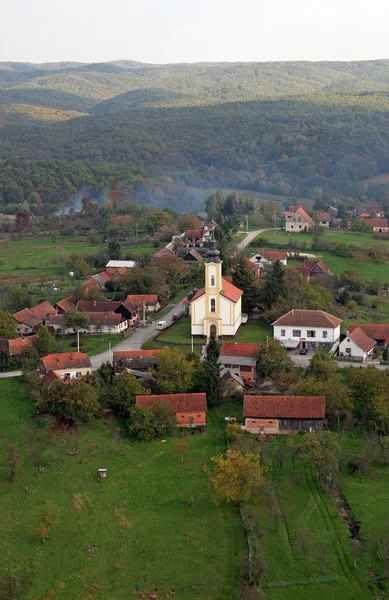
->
(190, 238), (242, 338)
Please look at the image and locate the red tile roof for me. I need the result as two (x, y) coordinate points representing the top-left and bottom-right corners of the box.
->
(220, 342), (260, 357)
(154, 247), (174, 257)
(94, 270), (115, 282)
(126, 294), (159, 306)
(114, 350), (161, 359)
(190, 277), (242, 304)
(304, 259), (331, 274)
(368, 218), (389, 228)
(348, 324), (389, 343)
(0, 335), (38, 356)
(55, 296), (76, 313)
(296, 207), (313, 224)
(243, 396), (325, 419)
(13, 308), (42, 328)
(136, 393), (207, 413)
(256, 249), (287, 261)
(289, 204), (313, 214)
(222, 275), (233, 283)
(41, 352), (92, 371)
(347, 327), (376, 352)
(316, 213), (331, 221)
(42, 370), (66, 386)
(77, 300), (120, 313)
(31, 301), (57, 318)
(295, 266), (311, 279)
(83, 277), (101, 289)
(273, 309), (342, 328)
(185, 229), (204, 240)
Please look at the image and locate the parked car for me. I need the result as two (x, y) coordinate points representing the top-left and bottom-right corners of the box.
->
(299, 348), (307, 355)
(172, 314), (178, 321)
(157, 321), (168, 330)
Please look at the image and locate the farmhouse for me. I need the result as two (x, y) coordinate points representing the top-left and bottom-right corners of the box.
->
(55, 296), (76, 314)
(273, 309), (342, 350)
(126, 294), (160, 312)
(40, 352), (92, 382)
(13, 308), (42, 336)
(339, 328), (376, 362)
(76, 300), (140, 326)
(30, 301), (57, 323)
(367, 218), (389, 234)
(113, 349), (161, 374)
(184, 229), (209, 247)
(243, 395), (326, 434)
(348, 324), (389, 349)
(190, 236), (242, 339)
(0, 335), (38, 357)
(248, 249), (287, 270)
(218, 342), (260, 384)
(316, 213), (331, 227)
(136, 393), (207, 427)
(285, 207), (313, 233)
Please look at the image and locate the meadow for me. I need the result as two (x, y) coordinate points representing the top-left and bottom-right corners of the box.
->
(0, 378), (245, 600)
(56, 333), (125, 356)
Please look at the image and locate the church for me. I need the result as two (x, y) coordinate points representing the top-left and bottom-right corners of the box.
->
(190, 236), (243, 339)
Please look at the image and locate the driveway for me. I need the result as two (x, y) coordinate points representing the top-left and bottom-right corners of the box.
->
(235, 228), (280, 253)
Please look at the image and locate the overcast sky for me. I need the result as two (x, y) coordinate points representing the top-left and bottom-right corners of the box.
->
(2, 0), (389, 64)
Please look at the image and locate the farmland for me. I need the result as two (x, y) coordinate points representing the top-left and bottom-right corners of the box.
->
(0, 378), (245, 600)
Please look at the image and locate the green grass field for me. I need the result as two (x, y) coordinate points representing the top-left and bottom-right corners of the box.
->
(252, 229), (389, 250)
(0, 378), (245, 599)
(56, 333), (125, 356)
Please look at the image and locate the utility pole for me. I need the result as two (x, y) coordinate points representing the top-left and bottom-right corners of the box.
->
(136, 223), (138, 241)
(143, 302), (146, 326)
(246, 214), (249, 232)
(109, 341), (112, 364)
(191, 336), (194, 353)
(77, 329), (80, 353)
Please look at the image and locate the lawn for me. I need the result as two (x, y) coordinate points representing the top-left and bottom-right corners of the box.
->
(56, 333), (125, 356)
(0, 378), (245, 599)
(251, 229), (389, 250)
(235, 319), (270, 343)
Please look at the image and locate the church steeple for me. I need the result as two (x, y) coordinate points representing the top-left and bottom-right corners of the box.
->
(205, 231), (221, 264)
(205, 232), (222, 294)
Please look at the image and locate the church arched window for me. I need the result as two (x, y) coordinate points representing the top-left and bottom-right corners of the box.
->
(211, 299), (216, 313)
(210, 275), (215, 286)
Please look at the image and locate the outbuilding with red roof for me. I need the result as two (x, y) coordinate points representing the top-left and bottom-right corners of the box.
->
(243, 395), (326, 434)
(136, 393), (207, 427)
(218, 342), (260, 383)
(339, 328), (376, 362)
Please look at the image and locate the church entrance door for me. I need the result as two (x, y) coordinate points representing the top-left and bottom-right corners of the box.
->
(210, 324), (217, 338)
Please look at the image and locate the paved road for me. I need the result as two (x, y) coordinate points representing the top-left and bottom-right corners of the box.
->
(235, 228), (280, 253)
(90, 298), (187, 370)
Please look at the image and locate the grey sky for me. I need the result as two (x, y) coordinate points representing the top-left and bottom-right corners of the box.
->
(2, 0), (389, 64)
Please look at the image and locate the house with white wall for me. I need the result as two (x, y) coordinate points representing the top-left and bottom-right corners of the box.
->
(339, 328), (376, 361)
(248, 249), (287, 270)
(40, 352), (92, 383)
(273, 309), (342, 350)
(285, 207), (313, 233)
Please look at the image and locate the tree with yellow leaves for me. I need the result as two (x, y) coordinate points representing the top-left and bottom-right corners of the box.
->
(211, 450), (264, 504)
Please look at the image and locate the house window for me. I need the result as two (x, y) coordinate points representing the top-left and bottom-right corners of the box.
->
(299, 225), (302, 229)
(292, 329), (301, 337)
(291, 225), (294, 229)
(210, 299), (216, 313)
(307, 330), (316, 338)
(210, 275), (215, 286)
(197, 414), (201, 417)
(281, 329), (286, 337)
(76, 372), (82, 378)
(346, 347), (351, 354)
(323, 331), (328, 338)
(25, 328), (29, 333)
(347, 338), (350, 342)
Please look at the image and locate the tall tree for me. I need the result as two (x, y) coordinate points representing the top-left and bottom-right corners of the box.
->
(231, 254), (259, 313)
(211, 450), (264, 504)
(35, 325), (56, 357)
(260, 260), (287, 310)
(153, 347), (195, 394)
(201, 334), (221, 407)
(0, 310), (16, 339)
(256, 339), (294, 378)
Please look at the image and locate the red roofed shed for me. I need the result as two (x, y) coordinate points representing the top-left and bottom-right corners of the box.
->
(136, 393), (207, 427)
(243, 395), (326, 434)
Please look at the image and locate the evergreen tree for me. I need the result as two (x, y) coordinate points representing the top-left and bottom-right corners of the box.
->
(231, 254), (259, 313)
(202, 334), (221, 407)
(108, 238), (121, 260)
(35, 325), (56, 357)
(261, 260), (287, 310)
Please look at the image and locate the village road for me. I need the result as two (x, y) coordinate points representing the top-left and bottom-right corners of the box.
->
(235, 228), (280, 253)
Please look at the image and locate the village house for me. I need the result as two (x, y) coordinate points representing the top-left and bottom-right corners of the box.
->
(339, 328), (376, 362)
(0, 334), (38, 357)
(113, 349), (161, 375)
(295, 259), (332, 281)
(40, 352), (92, 383)
(220, 370), (245, 392)
(243, 395), (326, 434)
(105, 260), (136, 270)
(218, 342), (260, 384)
(13, 308), (43, 336)
(348, 324), (389, 350)
(136, 393), (207, 427)
(183, 229), (209, 247)
(248, 249), (287, 271)
(316, 212), (331, 227)
(55, 296), (76, 314)
(76, 300), (140, 327)
(367, 218), (389, 234)
(190, 236), (243, 339)
(288, 204), (313, 215)
(285, 207), (313, 233)
(126, 294), (160, 313)
(273, 309), (342, 351)
(30, 301), (57, 323)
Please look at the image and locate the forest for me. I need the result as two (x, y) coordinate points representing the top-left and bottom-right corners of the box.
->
(2, 60), (389, 213)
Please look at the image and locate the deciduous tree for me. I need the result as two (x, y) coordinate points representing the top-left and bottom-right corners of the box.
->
(35, 325), (56, 356)
(256, 340), (294, 378)
(211, 450), (264, 504)
(0, 310), (16, 339)
(153, 347), (195, 394)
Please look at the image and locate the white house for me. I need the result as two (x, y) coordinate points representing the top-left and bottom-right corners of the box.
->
(190, 237), (243, 339)
(273, 309), (342, 350)
(126, 294), (160, 312)
(285, 207), (313, 233)
(40, 352), (92, 382)
(248, 249), (287, 269)
(339, 328), (376, 362)
(316, 213), (331, 228)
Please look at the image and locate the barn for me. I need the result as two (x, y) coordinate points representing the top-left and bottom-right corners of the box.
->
(243, 395), (326, 434)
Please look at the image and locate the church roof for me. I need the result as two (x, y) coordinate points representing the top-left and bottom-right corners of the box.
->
(190, 278), (242, 304)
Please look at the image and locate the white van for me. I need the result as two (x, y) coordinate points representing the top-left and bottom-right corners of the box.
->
(157, 321), (168, 331)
